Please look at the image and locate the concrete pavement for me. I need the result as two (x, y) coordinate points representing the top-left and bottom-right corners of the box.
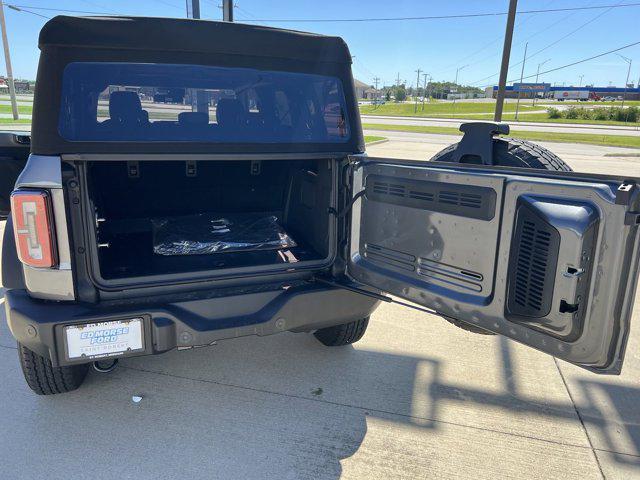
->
(1, 143), (640, 478)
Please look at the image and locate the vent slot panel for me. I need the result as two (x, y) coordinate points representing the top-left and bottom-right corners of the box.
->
(363, 245), (486, 293)
(507, 204), (560, 318)
(366, 174), (496, 220)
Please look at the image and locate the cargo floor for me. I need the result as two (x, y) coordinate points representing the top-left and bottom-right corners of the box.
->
(98, 230), (323, 280)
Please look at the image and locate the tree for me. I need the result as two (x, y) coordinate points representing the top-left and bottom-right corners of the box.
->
(428, 81), (483, 96)
(394, 85), (407, 102)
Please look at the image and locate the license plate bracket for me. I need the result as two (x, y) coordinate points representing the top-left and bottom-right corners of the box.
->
(64, 318), (145, 361)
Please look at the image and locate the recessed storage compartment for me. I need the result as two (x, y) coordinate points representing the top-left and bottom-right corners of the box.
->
(85, 159), (336, 282)
(505, 195), (600, 341)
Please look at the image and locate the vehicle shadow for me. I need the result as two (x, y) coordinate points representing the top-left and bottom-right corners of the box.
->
(95, 331), (640, 477)
(1, 304), (639, 477)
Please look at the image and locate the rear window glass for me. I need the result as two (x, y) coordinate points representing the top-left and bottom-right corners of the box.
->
(58, 62), (350, 143)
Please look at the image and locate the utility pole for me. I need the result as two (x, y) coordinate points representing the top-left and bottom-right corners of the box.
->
(0, 1), (18, 120)
(188, 0), (210, 115)
(188, 0), (200, 18)
(532, 58), (550, 106)
(373, 76), (380, 109)
(222, 0), (234, 22)
(514, 42), (527, 121)
(414, 68), (421, 113)
(494, 0), (518, 122)
(617, 54), (632, 112)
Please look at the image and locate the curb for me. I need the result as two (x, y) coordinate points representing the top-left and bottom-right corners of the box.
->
(364, 138), (389, 146)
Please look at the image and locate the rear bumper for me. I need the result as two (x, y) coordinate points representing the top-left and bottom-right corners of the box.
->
(5, 283), (380, 367)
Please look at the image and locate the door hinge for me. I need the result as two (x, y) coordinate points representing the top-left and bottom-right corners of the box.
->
(625, 212), (640, 225)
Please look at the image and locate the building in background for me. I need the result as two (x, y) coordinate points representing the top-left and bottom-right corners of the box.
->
(354, 79), (379, 100)
(0, 76), (34, 93)
(485, 84), (640, 100)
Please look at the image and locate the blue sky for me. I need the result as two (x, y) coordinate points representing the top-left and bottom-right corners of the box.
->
(2, 0), (639, 89)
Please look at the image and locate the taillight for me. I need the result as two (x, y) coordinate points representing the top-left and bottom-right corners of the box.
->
(10, 190), (57, 268)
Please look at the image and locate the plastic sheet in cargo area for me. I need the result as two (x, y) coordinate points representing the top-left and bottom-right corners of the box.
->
(152, 213), (297, 256)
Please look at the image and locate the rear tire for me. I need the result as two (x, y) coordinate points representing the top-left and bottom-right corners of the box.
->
(314, 317), (369, 346)
(18, 343), (89, 395)
(430, 137), (572, 172)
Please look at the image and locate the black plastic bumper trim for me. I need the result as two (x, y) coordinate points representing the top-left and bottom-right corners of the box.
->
(5, 283), (380, 367)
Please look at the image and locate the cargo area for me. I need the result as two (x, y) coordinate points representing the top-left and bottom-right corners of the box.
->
(85, 159), (336, 282)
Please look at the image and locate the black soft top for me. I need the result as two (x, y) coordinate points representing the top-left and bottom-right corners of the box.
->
(32, 16), (363, 155)
(39, 16), (352, 64)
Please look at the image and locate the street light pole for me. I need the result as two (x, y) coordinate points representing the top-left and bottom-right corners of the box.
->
(578, 74), (584, 87)
(0, 0), (18, 120)
(514, 42), (528, 121)
(617, 54), (632, 112)
(452, 64), (468, 115)
(532, 58), (550, 106)
(494, 0), (518, 122)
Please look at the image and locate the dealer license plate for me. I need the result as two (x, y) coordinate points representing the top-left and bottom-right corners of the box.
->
(65, 319), (144, 360)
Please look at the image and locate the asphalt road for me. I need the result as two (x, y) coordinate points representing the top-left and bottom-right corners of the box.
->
(361, 114), (640, 136)
(1, 140), (640, 479)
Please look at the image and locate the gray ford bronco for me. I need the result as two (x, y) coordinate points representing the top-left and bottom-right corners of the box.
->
(2, 16), (639, 395)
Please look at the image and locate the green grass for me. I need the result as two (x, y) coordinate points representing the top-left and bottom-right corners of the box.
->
(0, 104), (32, 114)
(446, 111), (639, 127)
(362, 123), (640, 149)
(0, 118), (30, 124)
(360, 102), (539, 117)
(364, 135), (387, 144)
(360, 101), (640, 126)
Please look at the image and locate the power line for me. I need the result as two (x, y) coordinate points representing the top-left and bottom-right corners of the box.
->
(5, 4), (50, 19)
(239, 3), (640, 23)
(78, 0), (119, 14)
(508, 39), (640, 83)
(235, 4), (258, 20)
(6, 2), (640, 23)
(6, 4), (108, 15)
(154, 0), (185, 10)
(430, 0), (557, 78)
(438, 0), (597, 80)
(468, 0), (621, 86)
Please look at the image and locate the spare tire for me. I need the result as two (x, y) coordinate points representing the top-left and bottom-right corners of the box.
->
(430, 137), (572, 172)
(430, 137), (571, 335)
